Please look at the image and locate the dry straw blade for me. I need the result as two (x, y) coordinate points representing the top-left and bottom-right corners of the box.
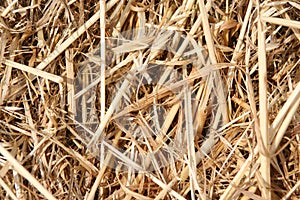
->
(262, 17), (300, 29)
(3, 59), (63, 83)
(257, 9), (271, 199)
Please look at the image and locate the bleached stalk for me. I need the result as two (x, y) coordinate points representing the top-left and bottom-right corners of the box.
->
(100, 0), (106, 121)
(257, 6), (271, 199)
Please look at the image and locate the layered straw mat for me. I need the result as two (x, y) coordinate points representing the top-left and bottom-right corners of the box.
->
(0, 0), (300, 199)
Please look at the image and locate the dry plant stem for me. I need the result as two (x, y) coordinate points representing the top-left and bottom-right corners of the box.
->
(99, 7), (107, 198)
(270, 90), (300, 154)
(0, 144), (57, 200)
(282, 181), (300, 200)
(0, 74), (11, 104)
(0, 31), (11, 105)
(23, 94), (38, 149)
(269, 82), (300, 138)
(3, 59), (63, 83)
(100, 0), (106, 121)
(115, 0), (133, 32)
(262, 17), (300, 30)
(283, 12), (300, 42)
(12, 170), (22, 199)
(1, 0), (18, 17)
(198, 0), (228, 124)
(198, 1), (216, 64)
(184, 85), (198, 200)
(81, 68), (88, 124)
(65, 49), (75, 115)
(0, 177), (18, 200)
(257, 6), (271, 199)
(157, 102), (180, 140)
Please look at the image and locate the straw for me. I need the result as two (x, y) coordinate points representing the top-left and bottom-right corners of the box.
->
(0, 0), (299, 199)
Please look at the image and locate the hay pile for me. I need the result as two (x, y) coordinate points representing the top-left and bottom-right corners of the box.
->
(0, 0), (300, 199)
